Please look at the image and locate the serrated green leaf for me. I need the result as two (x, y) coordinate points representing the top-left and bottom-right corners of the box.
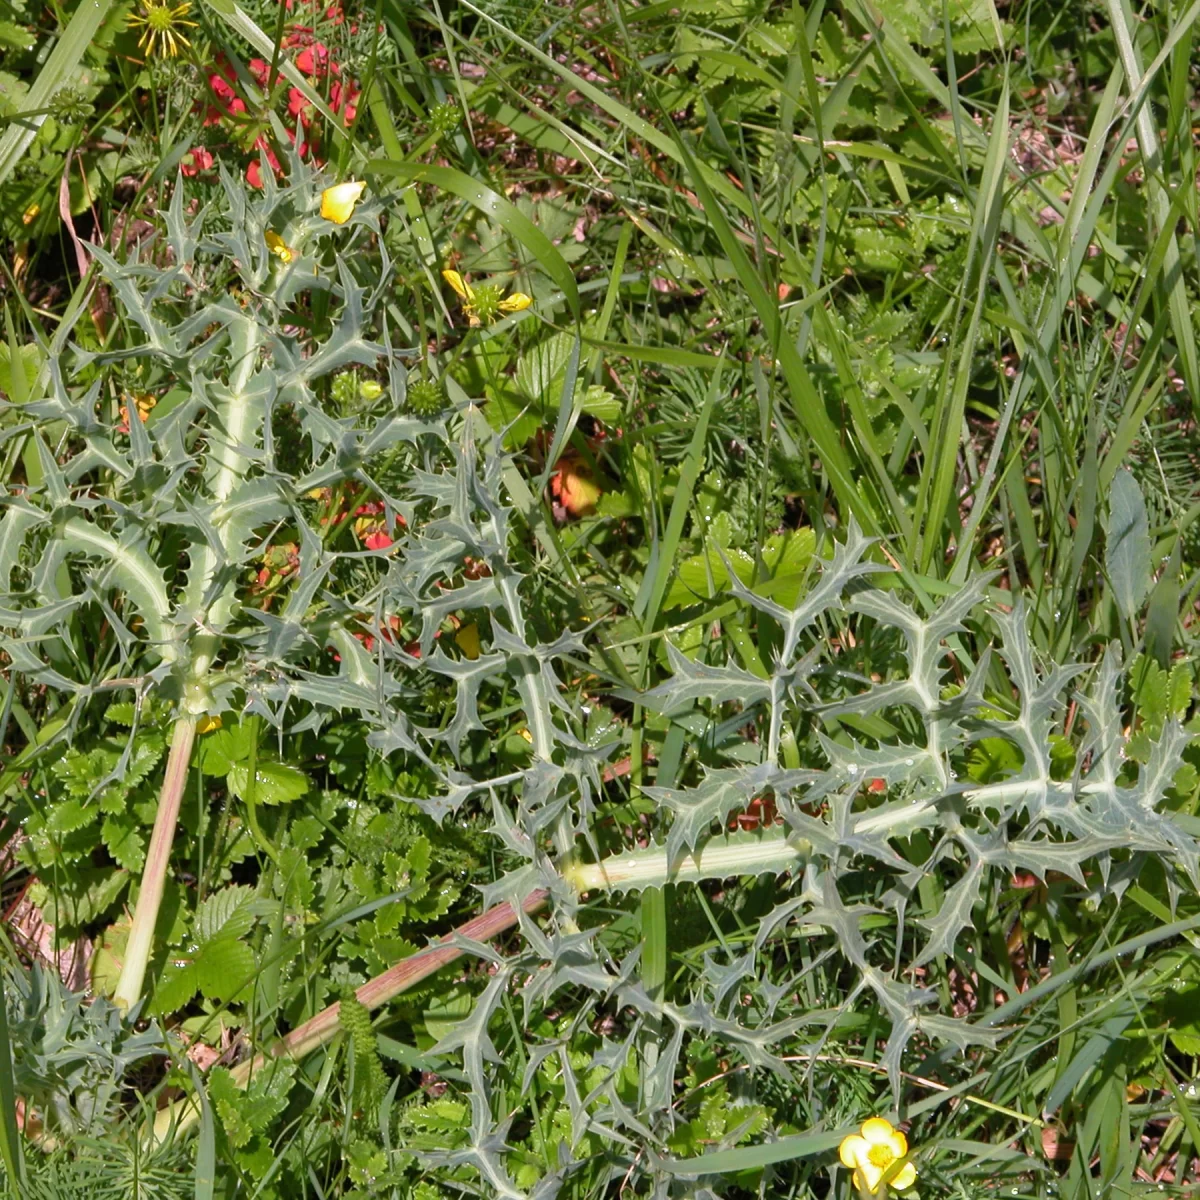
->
(101, 812), (145, 872)
(1168, 663), (1192, 718)
(195, 938), (256, 1003)
(47, 799), (97, 835)
(194, 884), (257, 943)
(151, 959), (200, 1017)
(515, 333), (576, 401)
(228, 760), (309, 806)
(197, 721), (257, 777)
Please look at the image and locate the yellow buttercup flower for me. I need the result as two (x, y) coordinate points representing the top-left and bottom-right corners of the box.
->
(455, 621), (481, 661)
(265, 230), (295, 264)
(441, 269), (532, 326)
(196, 714), (222, 734)
(320, 181), (365, 225)
(126, 0), (197, 58)
(838, 1118), (917, 1194)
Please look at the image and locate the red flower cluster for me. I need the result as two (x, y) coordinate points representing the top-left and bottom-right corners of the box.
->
(197, 10), (361, 189)
(346, 613), (430, 659)
(350, 499), (395, 551)
(309, 485), (404, 551)
(181, 147), (214, 177)
(728, 795), (779, 832)
(249, 541), (301, 609)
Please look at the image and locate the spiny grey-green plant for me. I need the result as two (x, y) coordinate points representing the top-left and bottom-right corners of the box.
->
(2, 152), (1199, 1199)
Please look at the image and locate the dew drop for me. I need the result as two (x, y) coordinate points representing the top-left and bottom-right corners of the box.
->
(905, 758), (914, 766)
(847, 764), (858, 774)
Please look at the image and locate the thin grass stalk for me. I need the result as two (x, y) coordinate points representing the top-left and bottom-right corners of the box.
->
(152, 888), (550, 1142)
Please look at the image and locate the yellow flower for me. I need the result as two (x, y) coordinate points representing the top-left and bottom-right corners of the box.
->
(265, 230), (295, 264)
(455, 621), (481, 661)
(118, 391), (157, 431)
(126, 0), (197, 58)
(441, 269), (532, 326)
(196, 714), (222, 734)
(320, 181), (365, 225)
(21, 202), (39, 226)
(838, 1118), (917, 1194)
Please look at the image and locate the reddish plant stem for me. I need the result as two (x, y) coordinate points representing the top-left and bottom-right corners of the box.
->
(154, 888), (549, 1140)
(114, 715), (198, 1012)
(270, 887), (550, 1065)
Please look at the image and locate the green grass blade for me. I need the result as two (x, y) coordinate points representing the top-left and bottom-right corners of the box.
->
(952, 65), (1124, 585)
(1105, 0), (1200, 408)
(0, 964), (25, 1196)
(639, 362), (722, 628)
(367, 161), (580, 321)
(659, 1129), (846, 1174)
(665, 130), (877, 531)
(920, 81), (1009, 574)
(1042, 1009), (1135, 1117)
(0, 0), (113, 188)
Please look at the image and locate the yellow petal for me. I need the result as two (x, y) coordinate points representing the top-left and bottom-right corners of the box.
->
(455, 621), (481, 660)
(320, 180), (365, 225)
(890, 1162), (917, 1190)
(858, 1161), (885, 1194)
(498, 291), (533, 313)
(839, 1135), (867, 1169)
(887, 1130), (908, 1158)
(265, 230), (294, 263)
(861, 1118), (896, 1145)
(196, 714), (222, 734)
(441, 269), (473, 301)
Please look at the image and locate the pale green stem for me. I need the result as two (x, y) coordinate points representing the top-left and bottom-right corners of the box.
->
(564, 828), (813, 894)
(188, 314), (261, 687)
(115, 315), (263, 1012)
(113, 715), (198, 1012)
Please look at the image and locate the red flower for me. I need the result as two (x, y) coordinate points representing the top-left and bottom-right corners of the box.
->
(248, 57), (271, 86)
(246, 135), (285, 188)
(181, 147), (214, 177)
(728, 795), (779, 832)
(330, 78), (359, 125)
(364, 530), (393, 552)
(287, 86), (314, 127)
(203, 67), (248, 125)
(295, 42), (331, 76)
(208, 65), (236, 100)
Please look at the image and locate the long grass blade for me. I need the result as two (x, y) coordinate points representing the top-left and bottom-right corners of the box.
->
(0, 0), (113, 188)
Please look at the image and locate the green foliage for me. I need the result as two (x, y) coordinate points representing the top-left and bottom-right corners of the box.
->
(2, 965), (164, 1137)
(3, 0), (1200, 1195)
